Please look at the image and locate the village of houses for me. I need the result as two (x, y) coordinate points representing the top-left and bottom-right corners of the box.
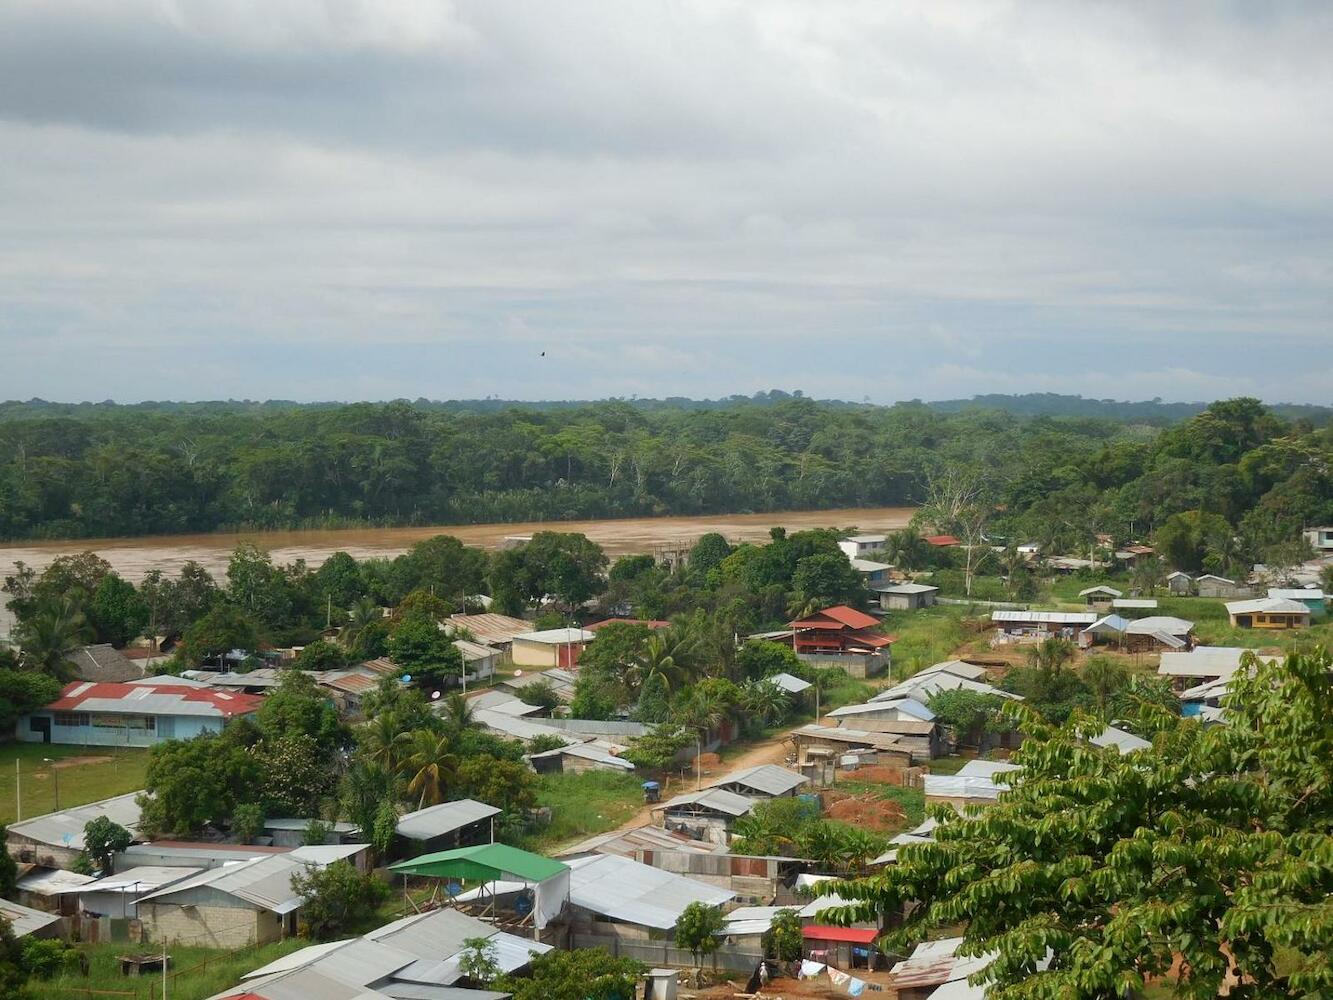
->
(1, 525), (1331, 1000)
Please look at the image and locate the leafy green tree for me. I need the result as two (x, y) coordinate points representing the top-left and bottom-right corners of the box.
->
(621, 724), (691, 771)
(226, 543), (296, 626)
(457, 936), (501, 986)
(87, 574), (149, 647)
(1080, 656), (1130, 712)
(395, 535), (488, 601)
(291, 639), (349, 671)
(734, 639), (803, 682)
(399, 730), (458, 809)
(311, 551), (367, 611)
(634, 672), (672, 724)
(516, 678), (561, 714)
(490, 532), (608, 612)
(928, 688), (1008, 747)
(791, 552), (865, 613)
(763, 908), (804, 962)
(254, 670), (347, 753)
(388, 612), (454, 673)
(674, 901), (724, 966)
(0, 828), (16, 898)
(302, 819), (333, 846)
(499, 948), (643, 1000)
(82, 817), (133, 872)
(739, 679), (789, 728)
(139, 732), (263, 836)
(568, 676), (617, 720)
(456, 756), (537, 817)
(0, 671), (62, 732)
(1155, 510), (1234, 573)
(259, 733), (339, 816)
(827, 647), (1333, 999)
(688, 532), (733, 578)
(231, 802), (265, 844)
(177, 604), (260, 667)
(527, 733), (569, 755)
(292, 861), (389, 940)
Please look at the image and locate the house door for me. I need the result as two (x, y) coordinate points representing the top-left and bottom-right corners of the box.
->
(29, 717), (51, 744)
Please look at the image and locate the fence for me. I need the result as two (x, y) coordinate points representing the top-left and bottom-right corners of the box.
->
(571, 934), (763, 972)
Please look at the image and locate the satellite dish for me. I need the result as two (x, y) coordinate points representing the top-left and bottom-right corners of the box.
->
(431, 690), (441, 700)
(400, 674), (412, 684)
(513, 670), (523, 678)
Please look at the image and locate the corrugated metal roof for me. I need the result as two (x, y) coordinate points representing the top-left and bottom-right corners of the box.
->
(527, 742), (634, 771)
(766, 671), (812, 694)
(396, 799), (500, 841)
(1090, 726), (1152, 754)
(80, 866), (201, 894)
(1227, 597), (1310, 615)
(916, 660), (990, 681)
(566, 854), (734, 929)
(793, 724), (911, 752)
(1112, 599), (1158, 610)
(16, 868), (95, 895)
(658, 788), (756, 817)
(289, 844), (370, 865)
(991, 610), (1097, 625)
(0, 898), (63, 937)
(138, 854), (313, 914)
(380, 986), (509, 1000)
(1269, 588), (1325, 601)
(44, 681), (262, 718)
(511, 628), (595, 645)
(1125, 616), (1194, 635)
(212, 967), (392, 1000)
(709, 764), (807, 797)
(472, 710), (575, 744)
(873, 673), (1021, 703)
(1078, 586), (1123, 598)
(827, 698), (935, 722)
(446, 614), (534, 646)
(9, 792), (142, 850)
(452, 639), (501, 662)
(245, 938), (416, 986)
(365, 907), (498, 959)
(873, 582), (939, 594)
(468, 691), (542, 717)
(789, 605), (881, 630)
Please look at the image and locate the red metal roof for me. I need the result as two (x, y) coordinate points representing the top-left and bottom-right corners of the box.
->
(802, 925), (879, 944)
(789, 605), (880, 630)
(925, 534), (960, 546)
(48, 681), (263, 718)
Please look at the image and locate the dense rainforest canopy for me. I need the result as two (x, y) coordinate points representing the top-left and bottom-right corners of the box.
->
(0, 394), (1328, 547)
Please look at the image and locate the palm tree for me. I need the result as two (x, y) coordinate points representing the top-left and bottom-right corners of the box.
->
(341, 596), (383, 650)
(400, 730), (458, 809)
(1025, 636), (1076, 674)
(884, 528), (929, 572)
(631, 625), (699, 694)
(441, 693), (475, 737)
(741, 680), (789, 727)
(362, 713), (411, 772)
(1132, 557), (1166, 597)
(18, 597), (90, 678)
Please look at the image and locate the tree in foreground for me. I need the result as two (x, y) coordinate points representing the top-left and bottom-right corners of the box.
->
(82, 817), (133, 874)
(763, 907), (805, 963)
(292, 861), (389, 940)
(674, 901), (725, 968)
(823, 647), (1333, 999)
(499, 948), (643, 1000)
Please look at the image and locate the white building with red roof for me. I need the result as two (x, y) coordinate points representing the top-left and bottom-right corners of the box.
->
(20, 681), (263, 747)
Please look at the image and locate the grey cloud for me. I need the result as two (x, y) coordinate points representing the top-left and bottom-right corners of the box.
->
(1, 1), (1330, 404)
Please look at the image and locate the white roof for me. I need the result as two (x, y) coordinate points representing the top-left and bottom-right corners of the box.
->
(1090, 726), (1152, 754)
(566, 854), (734, 929)
(827, 698), (935, 722)
(1112, 599), (1158, 610)
(1227, 597), (1310, 615)
(957, 759), (1021, 779)
(396, 799), (500, 840)
(1166, 571), (1192, 580)
(991, 610), (1097, 625)
(709, 764), (808, 796)
(766, 671), (812, 694)
(468, 691), (542, 717)
(659, 787), (756, 817)
(873, 673), (1021, 703)
(851, 559), (893, 573)
(1078, 586), (1123, 598)
(1180, 675), (1234, 701)
(720, 905), (790, 937)
(473, 709), (576, 744)
(1269, 588), (1325, 601)
(16, 868), (95, 895)
(138, 854), (317, 915)
(799, 892), (858, 920)
(80, 866), (201, 894)
(1158, 646), (1254, 679)
(8, 792), (142, 851)
(1124, 616), (1194, 635)
(926, 760), (1019, 802)
(1082, 614), (1129, 635)
(289, 844), (370, 865)
(528, 741), (635, 771)
(0, 898), (62, 938)
(511, 628), (595, 645)
(844, 534), (887, 543)
(875, 582), (940, 595)
(915, 660), (989, 681)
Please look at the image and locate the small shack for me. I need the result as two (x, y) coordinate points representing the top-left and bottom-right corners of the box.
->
(873, 583), (939, 611)
(395, 799), (499, 859)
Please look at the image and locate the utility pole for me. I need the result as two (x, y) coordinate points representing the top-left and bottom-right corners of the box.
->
(43, 758), (59, 811)
(14, 759), (19, 823)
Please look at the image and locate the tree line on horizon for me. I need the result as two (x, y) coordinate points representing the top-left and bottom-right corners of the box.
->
(0, 396), (1328, 551)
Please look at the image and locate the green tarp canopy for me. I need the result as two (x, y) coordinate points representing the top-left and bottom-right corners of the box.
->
(388, 842), (568, 883)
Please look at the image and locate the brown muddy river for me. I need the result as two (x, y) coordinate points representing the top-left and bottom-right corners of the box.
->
(0, 507), (914, 637)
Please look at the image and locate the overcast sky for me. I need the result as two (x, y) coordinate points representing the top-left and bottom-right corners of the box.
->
(2, 2), (1330, 405)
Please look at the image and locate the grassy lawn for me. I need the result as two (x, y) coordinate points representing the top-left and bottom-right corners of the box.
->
(880, 605), (981, 678)
(0, 743), (150, 825)
(922, 754), (975, 776)
(524, 770), (645, 851)
(29, 937), (308, 1000)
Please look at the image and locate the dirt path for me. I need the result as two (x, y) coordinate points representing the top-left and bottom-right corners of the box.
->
(603, 727), (799, 839)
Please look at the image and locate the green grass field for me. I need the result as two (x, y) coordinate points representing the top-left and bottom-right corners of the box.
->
(525, 770), (645, 852)
(28, 937), (307, 1000)
(880, 605), (982, 678)
(0, 743), (150, 826)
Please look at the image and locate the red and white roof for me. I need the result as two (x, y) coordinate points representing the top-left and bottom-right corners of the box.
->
(47, 681), (263, 719)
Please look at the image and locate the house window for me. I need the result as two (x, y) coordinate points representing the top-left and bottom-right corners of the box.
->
(53, 712), (89, 728)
